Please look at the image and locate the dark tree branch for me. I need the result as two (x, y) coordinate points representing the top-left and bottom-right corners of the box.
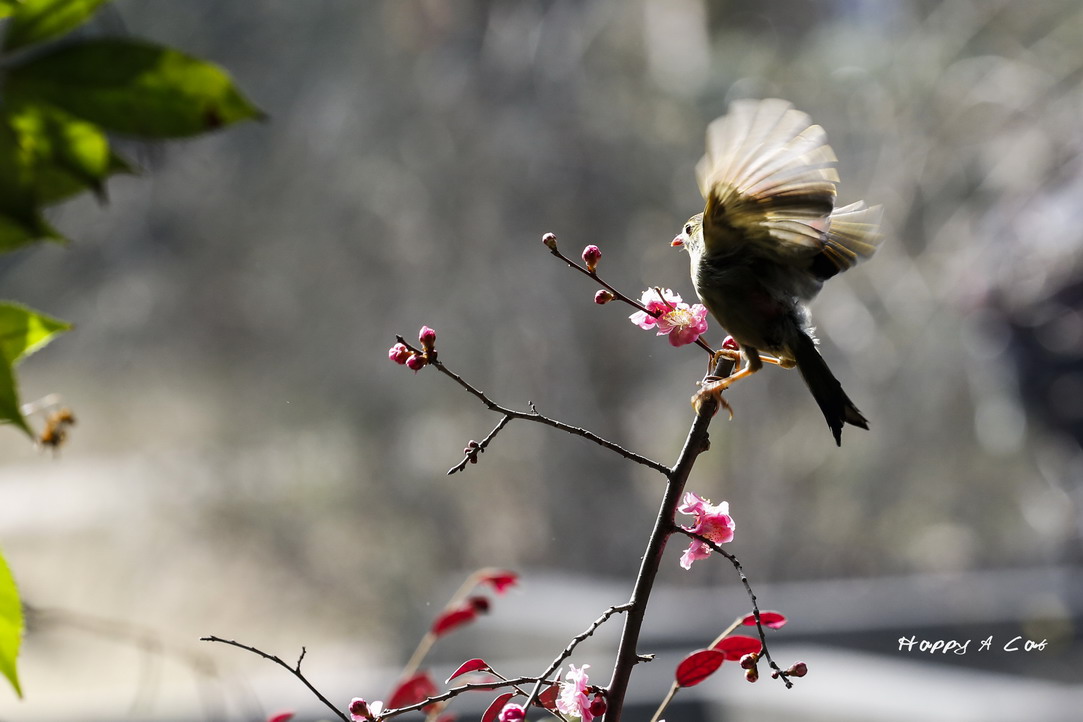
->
(200, 636), (349, 722)
(395, 337), (670, 476)
(603, 396), (718, 722)
(447, 414), (511, 475)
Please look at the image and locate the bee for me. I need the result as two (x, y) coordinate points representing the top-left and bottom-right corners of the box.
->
(39, 407), (76, 451)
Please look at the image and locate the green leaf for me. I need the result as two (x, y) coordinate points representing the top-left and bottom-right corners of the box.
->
(0, 302), (69, 435)
(0, 550), (22, 698)
(7, 100), (111, 197)
(0, 344), (32, 435)
(0, 212), (64, 253)
(7, 38), (265, 138)
(3, 0), (109, 52)
(0, 301), (71, 364)
(35, 148), (134, 206)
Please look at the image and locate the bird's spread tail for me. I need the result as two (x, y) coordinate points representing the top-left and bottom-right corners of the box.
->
(792, 331), (868, 446)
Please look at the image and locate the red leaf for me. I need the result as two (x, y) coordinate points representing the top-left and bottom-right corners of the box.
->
(446, 658), (491, 684)
(388, 671), (439, 708)
(481, 692), (516, 722)
(267, 712), (294, 722)
(432, 605), (477, 637)
(740, 610), (787, 629)
(480, 570), (519, 594)
(712, 635), (763, 661)
(675, 649), (726, 687)
(537, 683), (560, 710)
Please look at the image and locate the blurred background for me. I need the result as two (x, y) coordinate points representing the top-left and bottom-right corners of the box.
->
(1, 0), (1082, 719)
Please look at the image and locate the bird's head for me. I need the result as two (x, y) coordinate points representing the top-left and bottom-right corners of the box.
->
(671, 213), (705, 259)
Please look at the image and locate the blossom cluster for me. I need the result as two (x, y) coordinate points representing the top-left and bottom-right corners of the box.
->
(388, 326), (437, 372)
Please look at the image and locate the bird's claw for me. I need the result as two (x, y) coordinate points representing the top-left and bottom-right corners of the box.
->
(692, 379), (734, 420)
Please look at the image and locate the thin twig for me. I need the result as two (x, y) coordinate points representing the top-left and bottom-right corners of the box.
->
(200, 636), (350, 722)
(523, 603), (634, 710)
(674, 530), (793, 688)
(447, 414), (511, 475)
(396, 337), (670, 476)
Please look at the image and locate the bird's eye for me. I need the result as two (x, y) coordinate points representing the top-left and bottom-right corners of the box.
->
(684, 223), (693, 235)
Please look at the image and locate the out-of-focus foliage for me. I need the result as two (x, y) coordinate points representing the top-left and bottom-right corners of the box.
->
(0, 0), (260, 441)
(0, 0), (260, 701)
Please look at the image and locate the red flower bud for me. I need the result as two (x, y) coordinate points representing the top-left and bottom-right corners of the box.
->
(744, 666), (759, 683)
(582, 244), (601, 272)
(739, 653), (759, 670)
(721, 336), (740, 351)
(405, 354), (426, 372)
(542, 232), (558, 250)
(589, 693), (607, 717)
(786, 661), (808, 678)
(594, 290), (615, 305)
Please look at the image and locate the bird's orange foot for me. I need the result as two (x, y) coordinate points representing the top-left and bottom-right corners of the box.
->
(692, 379), (734, 420)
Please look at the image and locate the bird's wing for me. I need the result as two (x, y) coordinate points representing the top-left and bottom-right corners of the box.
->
(695, 99), (840, 258)
(820, 201), (884, 271)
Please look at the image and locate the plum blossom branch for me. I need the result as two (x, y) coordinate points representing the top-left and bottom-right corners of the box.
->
(522, 603), (634, 710)
(542, 233), (716, 356)
(393, 336), (669, 476)
(200, 636), (350, 722)
(673, 529), (793, 688)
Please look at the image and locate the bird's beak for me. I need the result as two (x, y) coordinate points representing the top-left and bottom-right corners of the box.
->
(671, 236), (684, 247)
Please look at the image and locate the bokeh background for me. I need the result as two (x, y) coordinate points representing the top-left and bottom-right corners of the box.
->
(1, 0), (1082, 720)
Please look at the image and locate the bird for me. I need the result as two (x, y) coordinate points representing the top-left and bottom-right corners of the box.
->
(671, 98), (882, 445)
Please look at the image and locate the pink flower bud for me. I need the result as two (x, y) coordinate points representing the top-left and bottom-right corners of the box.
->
(405, 354), (426, 372)
(498, 704), (526, 722)
(542, 232), (558, 250)
(348, 698), (371, 721)
(786, 661), (808, 678)
(419, 325), (437, 353)
(594, 290), (615, 305)
(739, 653), (759, 670)
(745, 666), (759, 683)
(388, 343), (412, 365)
(582, 244), (601, 272)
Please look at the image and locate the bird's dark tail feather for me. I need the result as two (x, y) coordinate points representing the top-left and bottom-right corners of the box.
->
(792, 331), (868, 446)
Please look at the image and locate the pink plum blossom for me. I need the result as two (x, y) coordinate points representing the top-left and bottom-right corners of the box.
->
(677, 492), (735, 570)
(629, 288), (709, 346)
(556, 664), (595, 722)
(629, 288), (683, 330)
(656, 303), (709, 346)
